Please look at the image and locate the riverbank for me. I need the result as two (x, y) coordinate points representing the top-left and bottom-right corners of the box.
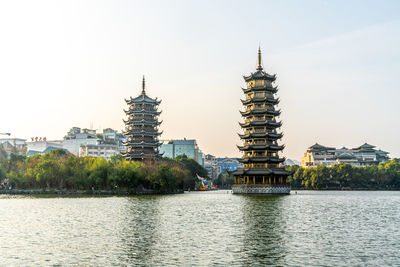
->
(0, 188), (184, 196)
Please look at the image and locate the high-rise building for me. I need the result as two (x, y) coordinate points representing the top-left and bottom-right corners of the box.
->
(122, 76), (162, 161)
(159, 139), (204, 166)
(232, 48), (290, 194)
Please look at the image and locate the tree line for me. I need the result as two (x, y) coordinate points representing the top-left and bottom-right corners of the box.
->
(287, 159), (400, 190)
(0, 150), (207, 193)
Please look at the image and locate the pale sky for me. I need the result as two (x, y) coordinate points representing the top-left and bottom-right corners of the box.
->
(0, 0), (399, 160)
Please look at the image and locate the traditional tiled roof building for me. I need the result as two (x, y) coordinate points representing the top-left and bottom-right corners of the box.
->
(232, 48), (290, 194)
(122, 76), (162, 161)
(301, 143), (390, 167)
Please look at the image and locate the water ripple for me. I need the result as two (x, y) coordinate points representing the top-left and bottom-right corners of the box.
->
(0, 191), (399, 266)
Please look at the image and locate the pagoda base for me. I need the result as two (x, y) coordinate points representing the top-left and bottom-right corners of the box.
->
(232, 185), (290, 194)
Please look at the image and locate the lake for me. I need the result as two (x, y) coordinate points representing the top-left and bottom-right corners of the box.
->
(0, 191), (399, 266)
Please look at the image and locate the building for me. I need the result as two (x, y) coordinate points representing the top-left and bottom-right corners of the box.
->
(26, 138), (64, 156)
(102, 128), (125, 152)
(79, 144), (119, 160)
(0, 138), (27, 157)
(122, 76), (162, 161)
(301, 143), (390, 167)
(215, 158), (242, 177)
(232, 48), (290, 194)
(63, 128), (100, 156)
(159, 139), (205, 166)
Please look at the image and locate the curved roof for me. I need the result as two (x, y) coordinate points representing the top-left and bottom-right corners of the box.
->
(239, 120), (282, 128)
(126, 76), (161, 105)
(240, 108), (280, 117)
(337, 153), (355, 159)
(355, 143), (376, 149)
(242, 85), (278, 94)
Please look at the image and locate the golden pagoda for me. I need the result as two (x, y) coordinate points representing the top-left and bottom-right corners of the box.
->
(232, 48), (290, 194)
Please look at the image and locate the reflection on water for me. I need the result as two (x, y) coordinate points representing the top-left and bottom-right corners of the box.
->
(120, 196), (161, 265)
(239, 195), (287, 266)
(0, 191), (399, 266)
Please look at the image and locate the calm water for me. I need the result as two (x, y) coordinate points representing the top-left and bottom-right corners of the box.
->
(0, 191), (399, 266)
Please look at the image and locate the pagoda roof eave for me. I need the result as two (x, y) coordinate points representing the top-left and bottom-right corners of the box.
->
(241, 97), (280, 105)
(242, 86), (278, 93)
(238, 132), (283, 140)
(239, 157), (285, 163)
(243, 71), (276, 82)
(126, 110), (161, 115)
(237, 144), (285, 151)
(239, 121), (282, 128)
(128, 93), (161, 105)
(240, 109), (281, 117)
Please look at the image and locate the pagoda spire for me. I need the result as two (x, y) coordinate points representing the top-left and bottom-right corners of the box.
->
(257, 46), (263, 71)
(142, 75), (146, 94)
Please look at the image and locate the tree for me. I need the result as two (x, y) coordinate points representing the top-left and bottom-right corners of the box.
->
(174, 154), (207, 178)
(0, 144), (7, 161)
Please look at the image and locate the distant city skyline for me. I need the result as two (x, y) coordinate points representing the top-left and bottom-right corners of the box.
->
(1, 0), (399, 160)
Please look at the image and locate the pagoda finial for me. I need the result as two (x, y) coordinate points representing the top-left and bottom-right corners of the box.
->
(257, 45), (263, 71)
(142, 75), (146, 94)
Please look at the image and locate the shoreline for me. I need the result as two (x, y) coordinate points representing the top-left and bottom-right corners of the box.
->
(0, 188), (184, 196)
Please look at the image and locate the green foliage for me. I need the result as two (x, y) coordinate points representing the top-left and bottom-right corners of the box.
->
(288, 159), (400, 190)
(215, 173), (234, 188)
(0, 149), (193, 193)
(174, 154), (207, 178)
(0, 145), (7, 161)
(0, 166), (5, 178)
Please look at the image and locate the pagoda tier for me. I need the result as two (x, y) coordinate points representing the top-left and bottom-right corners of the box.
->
(242, 85), (278, 94)
(237, 144), (285, 151)
(238, 132), (283, 140)
(122, 76), (163, 161)
(124, 108), (162, 116)
(239, 120), (282, 128)
(232, 48), (290, 194)
(239, 156), (285, 164)
(243, 72), (276, 82)
(241, 97), (280, 105)
(123, 120), (162, 127)
(240, 108), (281, 117)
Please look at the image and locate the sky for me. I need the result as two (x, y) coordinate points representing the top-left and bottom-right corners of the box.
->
(0, 0), (399, 160)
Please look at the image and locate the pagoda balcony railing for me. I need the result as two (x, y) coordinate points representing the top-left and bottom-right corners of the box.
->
(246, 129), (266, 134)
(129, 107), (157, 112)
(130, 118), (158, 123)
(126, 128), (156, 132)
(245, 117), (274, 123)
(246, 95), (271, 101)
(246, 107), (276, 113)
(126, 140), (159, 145)
(127, 152), (159, 156)
(243, 154), (281, 159)
(244, 141), (277, 146)
(249, 157), (285, 164)
(245, 118), (279, 124)
(243, 165), (280, 169)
